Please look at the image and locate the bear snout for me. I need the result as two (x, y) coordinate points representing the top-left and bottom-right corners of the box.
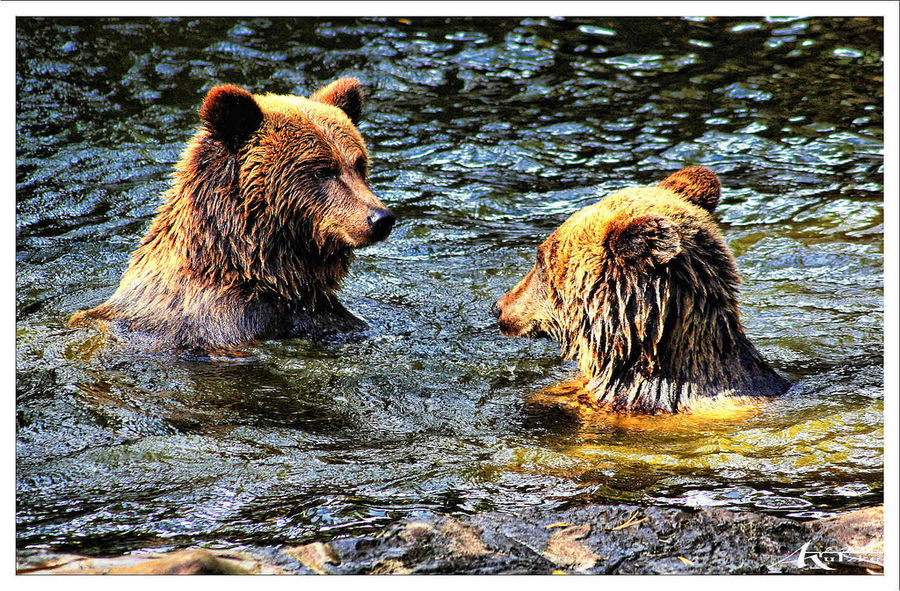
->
(493, 294), (526, 337)
(366, 208), (396, 243)
(491, 300), (502, 319)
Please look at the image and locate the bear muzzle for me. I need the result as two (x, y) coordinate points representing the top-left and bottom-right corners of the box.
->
(492, 296), (528, 337)
(366, 207), (396, 244)
(493, 272), (553, 339)
(490, 300), (502, 319)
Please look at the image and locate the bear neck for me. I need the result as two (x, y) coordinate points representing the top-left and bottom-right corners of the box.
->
(582, 327), (785, 414)
(121, 134), (352, 314)
(573, 264), (787, 413)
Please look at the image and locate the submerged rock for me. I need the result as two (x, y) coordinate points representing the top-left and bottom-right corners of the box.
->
(17, 505), (883, 575)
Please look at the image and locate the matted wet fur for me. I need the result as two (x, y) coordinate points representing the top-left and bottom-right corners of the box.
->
(71, 79), (395, 353)
(493, 167), (789, 414)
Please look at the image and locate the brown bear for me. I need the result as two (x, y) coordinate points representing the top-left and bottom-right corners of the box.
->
(71, 78), (395, 353)
(492, 166), (789, 414)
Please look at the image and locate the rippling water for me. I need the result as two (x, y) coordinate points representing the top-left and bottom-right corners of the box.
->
(16, 16), (883, 555)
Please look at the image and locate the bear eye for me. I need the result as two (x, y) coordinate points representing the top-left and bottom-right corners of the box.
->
(354, 156), (368, 177)
(313, 166), (338, 181)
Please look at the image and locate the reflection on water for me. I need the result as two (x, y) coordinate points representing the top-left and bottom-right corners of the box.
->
(16, 16), (883, 555)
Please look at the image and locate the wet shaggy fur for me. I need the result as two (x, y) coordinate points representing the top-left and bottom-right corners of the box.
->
(71, 78), (395, 353)
(493, 167), (789, 414)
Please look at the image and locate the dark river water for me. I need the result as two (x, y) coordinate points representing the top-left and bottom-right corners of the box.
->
(16, 16), (883, 556)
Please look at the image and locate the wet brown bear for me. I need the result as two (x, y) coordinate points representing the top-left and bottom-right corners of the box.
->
(71, 78), (395, 352)
(492, 167), (789, 414)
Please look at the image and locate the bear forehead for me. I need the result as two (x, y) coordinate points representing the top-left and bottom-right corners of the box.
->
(254, 93), (366, 152)
(541, 185), (712, 259)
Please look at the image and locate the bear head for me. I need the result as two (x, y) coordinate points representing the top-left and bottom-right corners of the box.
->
(492, 167), (784, 412)
(182, 78), (395, 299)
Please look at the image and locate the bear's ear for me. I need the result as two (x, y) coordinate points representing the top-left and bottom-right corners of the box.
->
(607, 214), (682, 266)
(199, 85), (264, 150)
(310, 78), (364, 125)
(658, 166), (720, 212)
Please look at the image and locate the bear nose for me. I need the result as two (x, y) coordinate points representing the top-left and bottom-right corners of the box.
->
(491, 300), (502, 319)
(367, 208), (395, 243)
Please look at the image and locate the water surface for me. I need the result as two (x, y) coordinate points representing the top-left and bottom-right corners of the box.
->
(16, 16), (883, 555)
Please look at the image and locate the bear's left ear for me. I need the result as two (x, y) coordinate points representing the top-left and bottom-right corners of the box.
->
(310, 78), (364, 125)
(607, 214), (682, 266)
(658, 166), (720, 212)
(199, 85), (264, 150)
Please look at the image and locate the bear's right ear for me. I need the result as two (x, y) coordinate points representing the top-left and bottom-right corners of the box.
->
(607, 214), (682, 267)
(310, 78), (364, 125)
(199, 85), (264, 150)
(658, 166), (720, 212)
